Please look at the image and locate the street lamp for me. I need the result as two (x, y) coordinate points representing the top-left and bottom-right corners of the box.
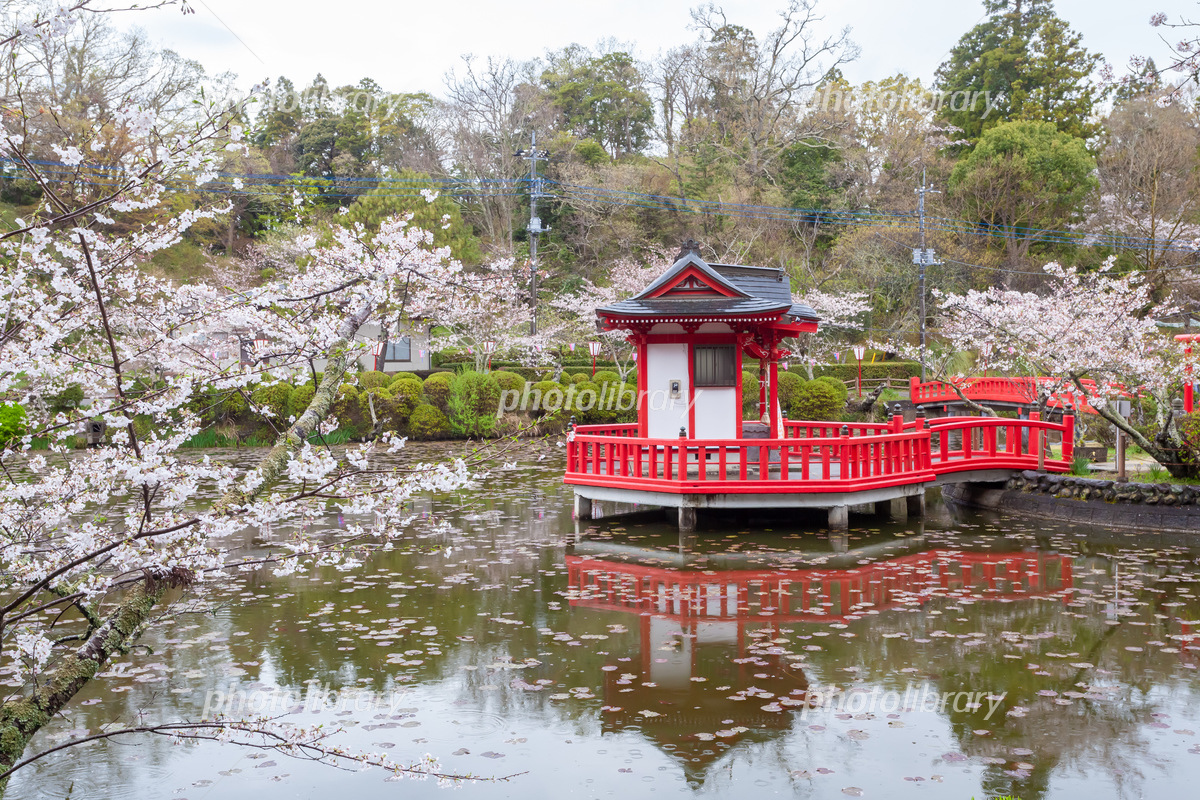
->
(852, 344), (866, 398)
(481, 340), (498, 372)
(587, 341), (602, 377)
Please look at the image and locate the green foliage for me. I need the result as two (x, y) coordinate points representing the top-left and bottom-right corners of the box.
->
(357, 370), (391, 390)
(491, 370), (526, 394)
(422, 372), (453, 414)
(568, 381), (602, 423)
(0, 402), (27, 444)
(807, 363), (921, 382)
(934, 0), (1103, 141)
(776, 371), (804, 415)
(813, 375), (849, 406)
(343, 170), (483, 263)
(359, 386), (405, 434)
(790, 380), (844, 421)
(742, 371), (760, 419)
(574, 139), (609, 167)
(448, 372), (501, 438)
(570, 372), (589, 385)
(949, 121), (1097, 258)
(288, 384), (316, 419)
(409, 404), (450, 440)
(220, 390), (248, 419)
(331, 384), (368, 438)
(389, 372), (423, 389)
(47, 385), (84, 415)
(531, 381), (565, 417)
(389, 379), (421, 417)
(541, 46), (654, 156)
(150, 242), (212, 283)
(592, 370), (620, 385)
(250, 382), (293, 421)
(779, 138), (843, 209)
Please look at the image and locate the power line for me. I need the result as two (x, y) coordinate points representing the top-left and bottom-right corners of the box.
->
(5, 155), (1200, 259)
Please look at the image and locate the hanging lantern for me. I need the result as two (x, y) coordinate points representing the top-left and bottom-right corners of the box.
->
(587, 341), (602, 376)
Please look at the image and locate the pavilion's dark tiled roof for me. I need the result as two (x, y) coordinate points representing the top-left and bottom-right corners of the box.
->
(597, 250), (819, 323)
(598, 296), (793, 318)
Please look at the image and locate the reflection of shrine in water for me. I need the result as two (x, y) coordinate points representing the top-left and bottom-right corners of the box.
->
(565, 537), (1074, 783)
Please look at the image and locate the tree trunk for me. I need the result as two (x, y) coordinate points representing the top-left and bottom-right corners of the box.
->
(0, 301), (378, 788)
(0, 577), (171, 792)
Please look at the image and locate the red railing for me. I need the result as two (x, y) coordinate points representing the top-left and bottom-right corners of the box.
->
(910, 376), (1099, 413)
(565, 414), (1075, 495)
(925, 414), (1074, 473)
(573, 423), (641, 438)
(565, 428), (935, 494)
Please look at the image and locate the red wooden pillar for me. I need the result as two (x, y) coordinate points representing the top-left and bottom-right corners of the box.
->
(768, 335), (780, 438)
(635, 333), (649, 437)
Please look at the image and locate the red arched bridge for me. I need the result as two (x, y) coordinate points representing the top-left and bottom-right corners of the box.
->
(909, 376), (1102, 414)
(564, 412), (1075, 531)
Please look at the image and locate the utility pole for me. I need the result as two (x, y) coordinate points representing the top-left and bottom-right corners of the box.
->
(913, 169), (942, 382)
(515, 131), (550, 336)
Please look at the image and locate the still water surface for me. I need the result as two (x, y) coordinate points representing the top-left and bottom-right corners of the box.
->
(11, 441), (1200, 799)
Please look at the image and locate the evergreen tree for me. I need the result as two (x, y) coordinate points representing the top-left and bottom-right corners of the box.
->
(934, 0), (1103, 142)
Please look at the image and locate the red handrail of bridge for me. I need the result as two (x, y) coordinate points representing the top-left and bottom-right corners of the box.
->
(565, 413), (1074, 495)
(909, 376), (1099, 413)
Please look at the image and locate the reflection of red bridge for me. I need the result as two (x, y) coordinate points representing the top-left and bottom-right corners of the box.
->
(910, 376), (1105, 415)
(566, 550), (1073, 624)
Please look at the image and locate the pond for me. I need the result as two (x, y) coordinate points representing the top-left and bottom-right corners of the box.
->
(10, 440), (1200, 800)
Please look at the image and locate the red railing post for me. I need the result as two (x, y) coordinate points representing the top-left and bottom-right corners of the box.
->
(1063, 410), (1075, 465)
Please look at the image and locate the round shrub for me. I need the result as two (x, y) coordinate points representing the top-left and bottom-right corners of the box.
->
(532, 380), (564, 417)
(389, 378), (421, 418)
(448, 371), (501, 438)
(422, 372), (453, 413)
(409, 403), (450, 440)
(492, 370), (526, 394)
(359, 386), (404, 434)
(791, 380), (843, 421)
(357, 370), (391, 390)
(614, 383), (639, 423)
(389, 372), (423, 390)
(288, 383), (316, 419)
(777, 371), (804, 416)
(220, 389), (247, 420)
(569, 381), (601, 421)
(742, 371), (761, 419)
(813, 375), (849, 406)
(332, 384), (368, 438)
(571, 372), (589, 384)
(251, 382), (293, 421)
(593, 370), (620, 385)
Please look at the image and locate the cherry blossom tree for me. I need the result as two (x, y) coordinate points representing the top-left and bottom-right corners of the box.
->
(908, 259), (1192, 476)
(0, 3), (493, 789)
(790, 289), (869, 378)
(426, 256), (535, 371)
(551, 257), (667, 381)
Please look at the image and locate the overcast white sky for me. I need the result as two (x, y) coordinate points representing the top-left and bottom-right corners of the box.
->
(130, 0), (1173, 96)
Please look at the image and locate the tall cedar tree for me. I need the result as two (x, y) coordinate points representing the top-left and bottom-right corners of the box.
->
(934, 0), (1103, 143)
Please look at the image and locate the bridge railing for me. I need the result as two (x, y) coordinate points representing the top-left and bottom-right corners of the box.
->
(567, 414), (1076, 493)
(565, 428), (935, 494)
(910, 376), (1098, 413)
(924, 414), (1074, 473)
